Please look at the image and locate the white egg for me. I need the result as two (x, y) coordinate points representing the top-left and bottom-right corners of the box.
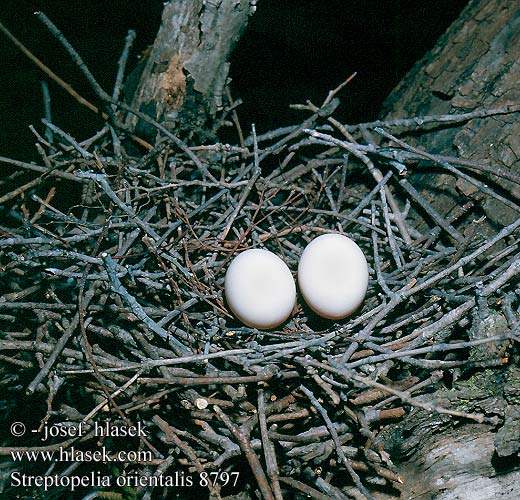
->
(298, 234), (368, 319)
(225, 249), (296, 329)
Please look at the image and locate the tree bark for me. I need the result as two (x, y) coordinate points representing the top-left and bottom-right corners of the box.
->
(379, 0), (520, 497)
(382, 0), (520, 228)
(127, 0), (255, 135)
(378, 365), (520, 500)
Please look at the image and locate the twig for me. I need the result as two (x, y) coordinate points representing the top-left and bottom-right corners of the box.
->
(300, 385), (374, 500)
(102, 254), (190, 356)
(213, 405), (275, 500)
(258, 387), (283, 500)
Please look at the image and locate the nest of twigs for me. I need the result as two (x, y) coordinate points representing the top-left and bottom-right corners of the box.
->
(1, 17), (520, 500)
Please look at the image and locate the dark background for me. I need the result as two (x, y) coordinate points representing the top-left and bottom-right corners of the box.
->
(0, 0), (469, 160)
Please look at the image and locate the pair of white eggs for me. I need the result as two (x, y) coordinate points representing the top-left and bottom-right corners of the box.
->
(224, 234), (369, 329)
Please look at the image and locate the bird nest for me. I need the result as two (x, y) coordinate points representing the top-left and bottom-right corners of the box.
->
(1, 19), (520, 500)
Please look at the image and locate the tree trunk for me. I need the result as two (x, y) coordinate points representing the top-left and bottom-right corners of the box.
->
(378, 366), (520, 500)
(379, 0), (520, 497)
(382, 0), (520, 228)
(127, 0), (255, 135)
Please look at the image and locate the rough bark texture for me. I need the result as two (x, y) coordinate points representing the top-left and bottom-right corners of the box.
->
(127, 0), (254, 133)
(379, 365), (520, 499)
(379, 0), (520, 497)
(382, 0), (520, 228)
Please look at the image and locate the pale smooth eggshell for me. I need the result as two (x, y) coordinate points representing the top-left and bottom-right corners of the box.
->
(225, 249), (296, 329)
(298, 234), (368, 319)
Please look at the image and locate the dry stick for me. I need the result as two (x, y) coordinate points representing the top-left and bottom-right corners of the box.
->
(380, 302), (438, 334)
(153, 416), (221, 500)
(112, 29), (136, 104)
(0, 174), (50, 205)
(138, 372), (299, 385)
(383, 299), (475, 349)
(379, 186), (404, 269)
(244, 126), (294, 147)
(406, 221), (520, 297)
(279, 477), (337, 500)
(40, 80), (54, 145)
(26, 285), (97, 394)
(304, 129), (412, 245)
(269, 423), (351, 445)
(102, 254), (190, 356)
(299, 385), (374, 500)
(62, 337), (318, 374)
(301, 74), (358, 140)
(110, 29), (136, 159)
(254, 99), (339, 172)
(42, 119), (93, 158)
(299, 357), (492, 424)
(373, 371), (444, 410)
(478, 247), (519, 281)
(399, 178), (465, 245)
(0, 431), (96, 456)
(311, 372), (341, 405)
(481, 252), (520, 297)
(348, 102), (520, 133)
(225, 86), (245, 148)
(142, 236), (193, 332)
(352, 374), (491, 423)
(0, 284), (41, 303)
(30, 185), (56, 225)
(213, 405), (275, 500)
(0, 20), (99, 114)
(375, 127), (520, 214)
(371, 202), (394, 297)
(75, 173), (161, 458)
(323, 73), (358, 107)
(0, 340), (127, 369)
(82, 370), (143, 422)
(339, 215), (520, 363)
(0, 354), (33, 369)
(155, 189), (227, 247)
(258, 387), (283, 500)
(75, 174), (159, 241)
(60, 332), (338, 374)
(338, 293), (401, 363)
(76, 171), (190, 277)
(0, 156), (86, 183)
(35, 12), (216, 181)
(245, 332), (336, 367)
(220, 124), (261, 240)
(348, 332), (515, 369)
(266, 155), (343, 187)
(348, 170), (393, 222)
(22, 249), (105, 266)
